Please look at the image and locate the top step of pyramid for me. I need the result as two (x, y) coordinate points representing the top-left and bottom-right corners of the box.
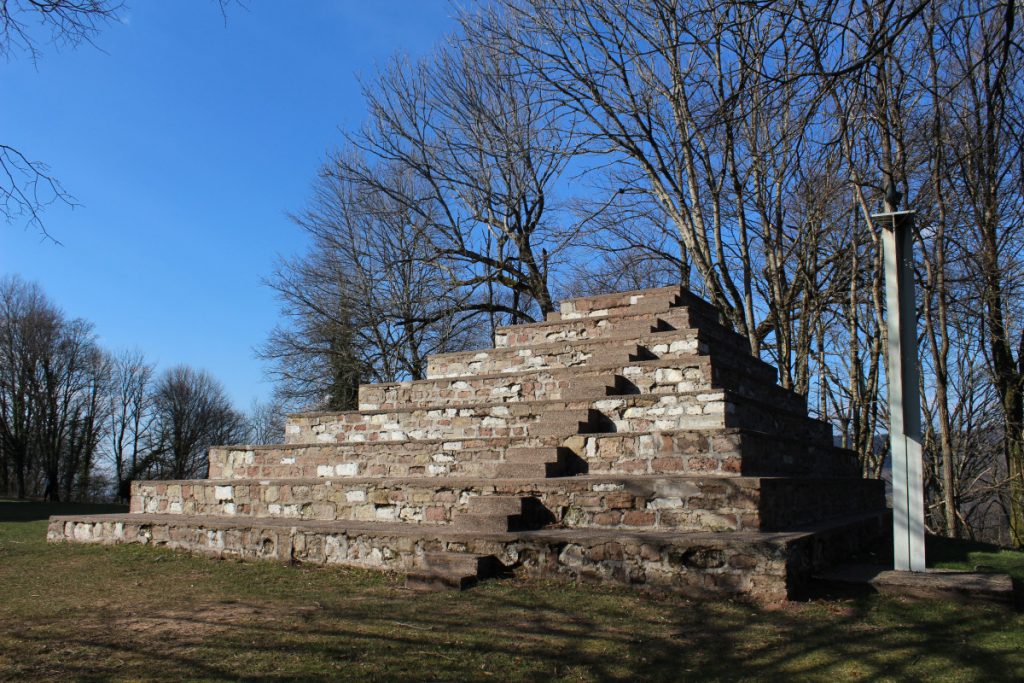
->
(490, 286), (723, 351)
(550, 286), (696, 322)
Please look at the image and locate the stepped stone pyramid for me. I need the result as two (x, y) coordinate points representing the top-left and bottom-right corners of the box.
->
(49, 287), (887, 601)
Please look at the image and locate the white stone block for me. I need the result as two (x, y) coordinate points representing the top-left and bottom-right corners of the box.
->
(336, 463), (359, 476)
(215, 485), (233, 501)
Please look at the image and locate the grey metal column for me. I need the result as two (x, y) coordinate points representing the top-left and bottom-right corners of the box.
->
(874, 209), (926, 571)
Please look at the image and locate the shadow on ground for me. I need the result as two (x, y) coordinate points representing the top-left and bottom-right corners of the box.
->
(0, 499), (128, 523)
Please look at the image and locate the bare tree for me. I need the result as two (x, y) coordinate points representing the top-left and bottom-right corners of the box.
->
(0, 276), (54, 497)
(149, 365), (245, 480)
(0, 275), (110, 500)
(262, 157), (480, 409)
(242, 398), (285, 446)
(103, 349), (154, 498)
(340, 25), (577, 331)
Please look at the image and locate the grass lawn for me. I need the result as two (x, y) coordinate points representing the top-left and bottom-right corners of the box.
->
(2, 500), (1022, 682)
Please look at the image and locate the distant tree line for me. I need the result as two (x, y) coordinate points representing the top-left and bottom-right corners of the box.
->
(263, 0), (1024, 547)
(0, 276), (279, 501)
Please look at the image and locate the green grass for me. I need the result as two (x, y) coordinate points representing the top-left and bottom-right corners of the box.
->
(928, 534), (1024, 582)
(2, 500), (1023, 682)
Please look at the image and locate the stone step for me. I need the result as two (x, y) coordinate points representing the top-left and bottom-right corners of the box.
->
(495, 313), (669, 348)
(371, 349), (781, 412)
(493, 461), (559, 478)
(130, 475), (885, 533)
(466, 495), (524, 516)
(505, 446), (568, 464)
(212, 424), (856, 483)
(573, 428), (859, 478)
(46, 511), (891, 603)
(430, 328), (699, 378)
(420, 550), (497, 576)
(495, 446), (576, 477)
(284, 390), (830, 448)
(455, 512), (524, 533)
(552, 287), (683, 322)
(209, 437), (567, 480)
(405, 570), (477, 591)
(561, 376), (620, 400)
(530, 408), (603, 436)
(432, 322), (759, 380)
(494, 292), (739, 352)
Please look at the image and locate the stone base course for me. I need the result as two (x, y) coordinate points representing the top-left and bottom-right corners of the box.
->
(47, 511), (887, 602)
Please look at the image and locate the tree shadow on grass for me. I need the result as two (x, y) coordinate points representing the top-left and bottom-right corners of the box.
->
(7, 526), (1024, 681)
(5, 572), (1022, 682)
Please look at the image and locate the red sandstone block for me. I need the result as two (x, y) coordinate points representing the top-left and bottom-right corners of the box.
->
(593, 511), (622, 525)
(622, 511), (656, 526)
(652, 457), (685, 473)
(687, 456), (718, 471)
(604, 492), (634, 509)
(425, 506), (447, 522)
(640, 544), (662, 561)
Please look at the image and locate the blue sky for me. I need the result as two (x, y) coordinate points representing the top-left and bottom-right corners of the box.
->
(0, 1), (457, 408)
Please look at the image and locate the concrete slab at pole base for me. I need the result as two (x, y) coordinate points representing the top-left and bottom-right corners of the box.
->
(814, 564), (1016, 608)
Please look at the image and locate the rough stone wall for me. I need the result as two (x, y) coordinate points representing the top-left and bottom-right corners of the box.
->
(131, 476), (883, 533)
(48, 515), (803, 602)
